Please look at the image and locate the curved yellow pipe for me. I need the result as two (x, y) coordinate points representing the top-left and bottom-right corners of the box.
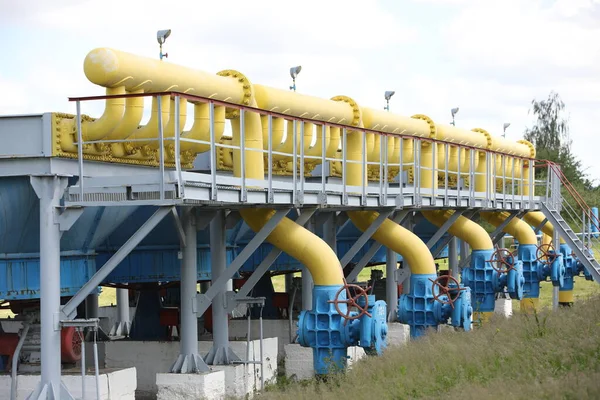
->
(81, 86), (126, 141)
(348, 211), (435, 275)
(338, 97), (435, 276)
(181, 104), (226, 153)
(480, 212), (537, 245)
(523, 212), (564, 244)
(423, 210), (492, 250)
(107, 89), (145, 157)
(128, 95), (170, 144)
(240, 209), (343, 285)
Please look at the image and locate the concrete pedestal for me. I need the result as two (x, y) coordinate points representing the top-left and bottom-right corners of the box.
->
(495, 298), (513, 317)
(0, 367), (136, 400)
(156, 371), (225, 400)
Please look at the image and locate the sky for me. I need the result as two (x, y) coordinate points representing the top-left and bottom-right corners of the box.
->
(1, 0), (599, 180)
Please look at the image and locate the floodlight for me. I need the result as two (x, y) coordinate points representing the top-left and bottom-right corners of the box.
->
(451, 107), (459, 117)
(385, 91), (395, 101)
(290, 66), (302, 79)
(503, 122), (511, 130)
(157, 29), (171, 45)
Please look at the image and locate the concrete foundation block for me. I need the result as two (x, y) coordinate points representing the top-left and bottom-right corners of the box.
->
(156, 371), (225, 400)
(284, 344), (367, 381)
(212, 365), (247, 398)
(0, 367), (136, 400)
(387, 323), (410, 347)
(495, 298), (513, 317)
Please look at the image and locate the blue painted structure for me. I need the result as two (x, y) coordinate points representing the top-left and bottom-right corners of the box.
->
(297, 286), (388, 374)
(398, 273), (472, 337)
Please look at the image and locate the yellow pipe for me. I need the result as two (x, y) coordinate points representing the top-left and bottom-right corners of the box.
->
(480, 212), (537, 245)
(423, 210), (492, 250)
(559, 291), (574, 303)
(181, 104), (226, 153)
(81, 86), (126, 141)
(84, 48), (245, 102)
(523, 212), (565, 244)
(106, 89), (144, 157)
(225, 71), (343, 286)
(337, 97), (435, 276)
(127, 95), (170, 145)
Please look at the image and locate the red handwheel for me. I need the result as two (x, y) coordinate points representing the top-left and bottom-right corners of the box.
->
(429, 275), (465, 309)
(60, 327), (82, 363)
(328, 280), (372, 324)
(536, 243), (557, 265)
(487, 248), (516, 275)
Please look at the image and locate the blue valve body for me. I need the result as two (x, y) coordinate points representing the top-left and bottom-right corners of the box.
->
(297, 285), (388, 375)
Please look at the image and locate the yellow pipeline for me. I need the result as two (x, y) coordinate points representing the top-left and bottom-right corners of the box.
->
(228, 73), (343, 286)
(523, 212), (565, 244)
(337, 97), (436, 276)
(422, 210), (492, 250)
(480, 212), (537, 245)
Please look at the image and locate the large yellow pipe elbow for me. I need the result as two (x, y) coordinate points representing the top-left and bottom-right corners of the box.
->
(480, 212), (537, 245)
(523, 212), (564, 244)
(128, 95), (170, 145)
(348, 211), (436, 275)
(240, 209), (343, 285)
(423, 210), (492, 250)
(81, 86), (126, 141)
(338, 97), (435, 276)
(107, 89), (145, 157)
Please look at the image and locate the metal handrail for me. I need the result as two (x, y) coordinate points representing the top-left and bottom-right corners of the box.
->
(70, 91), (537, 205)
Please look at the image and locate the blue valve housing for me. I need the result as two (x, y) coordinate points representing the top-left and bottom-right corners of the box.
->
(297, 285), (388, 375)
(519, 244), (541, 299)
(398, 273), (472, 338)
(462, 249), (496, 313)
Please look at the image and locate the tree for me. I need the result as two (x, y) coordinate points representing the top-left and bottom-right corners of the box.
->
(524, 91), (585, 185)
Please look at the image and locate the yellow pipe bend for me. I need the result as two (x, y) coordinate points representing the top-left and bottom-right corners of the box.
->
(423, 210), (492, 250)
(181, 104), (226, 153)
(523, 212), (565, 244)
(480, 212), (537, 245)
(81, 86), (126, 141)
(348, 211), (436, 275)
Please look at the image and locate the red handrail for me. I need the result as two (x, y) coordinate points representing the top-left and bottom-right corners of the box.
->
(546, 161), (600, 234)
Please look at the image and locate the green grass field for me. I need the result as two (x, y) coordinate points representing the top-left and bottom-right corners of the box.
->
(262, 292), (600, 400)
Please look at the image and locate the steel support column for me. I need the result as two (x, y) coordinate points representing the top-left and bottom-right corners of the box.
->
(449, 237), (458, 277)
(29, 176), (74, 400)
(323, 212), (337, 251)
(302, 219), (316, 311)
(386, 247), (398, 321)
(205, 210), (240, 365)
(109, 286), (131, 337)
(172, 208), (209, 372)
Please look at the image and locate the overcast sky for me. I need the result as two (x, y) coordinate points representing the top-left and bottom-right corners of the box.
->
(1, 0), (599, 180)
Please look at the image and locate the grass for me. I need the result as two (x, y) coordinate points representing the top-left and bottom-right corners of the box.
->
(261, 294), (600, 400)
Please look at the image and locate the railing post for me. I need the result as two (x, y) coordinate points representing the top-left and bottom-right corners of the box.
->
(321, 124), (327, 204)
(457, 146), (461, 202)
(342, 128), (347, 205)
(209, 102), (217, 201)
(398, 136), (404, 204)
(444, 142), (448, 205)
(174, 94), (183, 198)
(268, 114), (273, 203)
(362, 130), (367, 205)
(299, 121), (305, 205)
(76, 100), (84, 202)
(379, 134), (384, 205)
(240, 109), (246, 202)
(383, 135), (388, 206)
(292, 120), (298, 206)
(157, 96), (165, 201)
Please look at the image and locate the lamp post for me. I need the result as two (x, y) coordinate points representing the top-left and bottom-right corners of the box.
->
(503, 122), (511, 138)
(157, 29), (171, 60)
(289, 66), (302, 91)
(450, 107), (459, 126)
(384, 91), (395, 111)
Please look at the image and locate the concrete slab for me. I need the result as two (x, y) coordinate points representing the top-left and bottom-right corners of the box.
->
(284, 344), (366, 381)
(495, 298), (513, 317)
(0, 367), (136, 400)
(387, 323), (410, 347)
(229, 319), (292, 358)
(156, 370), (225, 400)
(104, 338), (278, 398)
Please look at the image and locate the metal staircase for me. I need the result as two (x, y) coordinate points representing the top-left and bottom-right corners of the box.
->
(541, 162), (600, 283)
